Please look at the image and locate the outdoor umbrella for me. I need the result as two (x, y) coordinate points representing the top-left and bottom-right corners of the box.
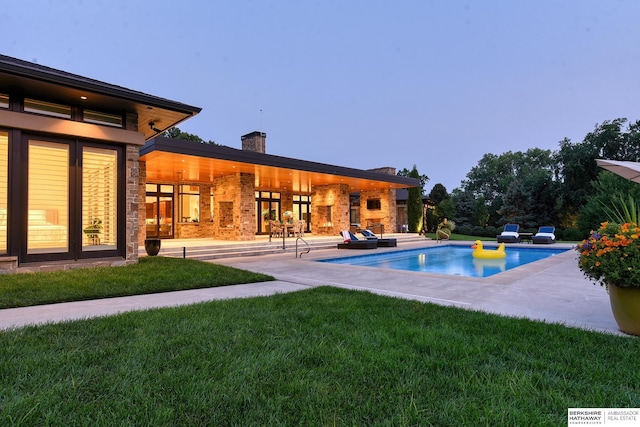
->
(596, 159), (640, 183)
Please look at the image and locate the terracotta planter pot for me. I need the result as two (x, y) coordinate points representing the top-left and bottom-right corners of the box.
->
(144, 238), (161, 256)
(608, 284), (640, 336)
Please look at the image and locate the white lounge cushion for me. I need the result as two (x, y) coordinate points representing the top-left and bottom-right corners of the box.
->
(500, 231), (519, 237)
(535, 232), (555, 239)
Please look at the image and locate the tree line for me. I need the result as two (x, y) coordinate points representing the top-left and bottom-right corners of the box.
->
(399, 118), (640, 240)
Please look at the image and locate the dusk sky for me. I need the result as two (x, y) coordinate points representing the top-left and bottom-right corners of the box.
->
(3, 1), (638, 192)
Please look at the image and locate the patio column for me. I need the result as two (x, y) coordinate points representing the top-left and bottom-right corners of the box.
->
(126, 145), (140, 263)
(360, 188), (397, 235)
(212, 172), (256, 241)
(311, 184), (350, 236)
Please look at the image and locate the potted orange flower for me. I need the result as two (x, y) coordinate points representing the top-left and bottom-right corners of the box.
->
(577, 221), (640, 335)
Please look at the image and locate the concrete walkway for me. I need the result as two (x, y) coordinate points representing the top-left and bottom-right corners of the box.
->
(0, 240), (628, 337)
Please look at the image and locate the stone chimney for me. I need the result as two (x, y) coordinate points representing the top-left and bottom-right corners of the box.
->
(241, 131), (266, 153)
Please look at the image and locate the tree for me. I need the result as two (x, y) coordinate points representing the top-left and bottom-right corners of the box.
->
(556, 119), (640, 227)
(460, 148), (557, 227)
(577, 171), (640, 236)
(436, 198), (456, 225)
(525, 169), (559, 228)
(401, 165), (426, 233)
(472, 195), (489, 227)
(164, 127), (217, 145)
(497, 168), (559, 229)
(498, 179), (531, 227)
(397, 167), (429, 194)
(428, 183), (448, 204)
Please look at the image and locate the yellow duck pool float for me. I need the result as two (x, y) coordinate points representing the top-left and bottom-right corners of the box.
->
(471, 240), (506, 259)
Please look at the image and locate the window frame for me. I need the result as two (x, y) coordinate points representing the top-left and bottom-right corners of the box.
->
(178, 184), (200, 223)
(16, 133), (125, 263)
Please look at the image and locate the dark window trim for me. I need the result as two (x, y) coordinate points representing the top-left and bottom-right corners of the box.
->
(16, 132), (125, 263)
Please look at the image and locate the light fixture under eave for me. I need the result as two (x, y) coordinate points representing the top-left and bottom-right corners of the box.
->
(149, 121), (162, 133)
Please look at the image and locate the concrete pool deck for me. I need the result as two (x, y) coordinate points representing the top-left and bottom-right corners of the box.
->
(214, 241), (623, 336)
(0, 240), (626, 337)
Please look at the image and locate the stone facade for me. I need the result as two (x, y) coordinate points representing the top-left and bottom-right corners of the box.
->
(175, 184), (214, 239)
(280, 192), (294, 215)
(241, 131), (266, 153)
(212, 173), (256, 240)
(311, 184), (350, 236)
(137, 159), (147, 248)
(125, 145), (140, 264)
(360, 189), (397, 235)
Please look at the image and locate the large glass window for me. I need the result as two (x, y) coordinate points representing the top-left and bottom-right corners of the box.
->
(179, 185), (200, 222)
(83, 110), (123, 127)
(255, 191), (281, 234)
(27, 141), (69, 253)
(24, 99), (72, 119)
(0, 131), (8, 253)
(293, 195), (311, 232)
(82, 147), (117, 251)
(146, 184), (174, 238)
(0, 94), (8, 109)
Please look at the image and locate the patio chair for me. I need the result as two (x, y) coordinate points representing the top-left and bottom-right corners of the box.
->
(269, 220), (283, 238)
(293, 220), (305, 238)
(360, 229), (397, 247)
(337, 230), (377, 249)
(496, 224), (521, 243)
(532, 226), (556, 244)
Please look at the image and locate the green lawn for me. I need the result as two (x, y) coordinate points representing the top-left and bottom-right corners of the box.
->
(1, 286), (639, 425)
(0, 256), (273, 309)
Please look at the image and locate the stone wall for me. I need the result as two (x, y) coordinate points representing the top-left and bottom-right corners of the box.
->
(311, 184), (350, 236)
(360, 188), (397, 235)
(126, 145), (140, 264)
(174, 184), (214, 239)
(137, 159), (147, 248)
(241, 131), (266, 153)
(212, 173), (256, 240)
(281, 192), (294, 217)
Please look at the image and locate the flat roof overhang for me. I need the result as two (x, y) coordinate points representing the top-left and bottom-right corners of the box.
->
(0, 55), (201, 140)
(141, 137), (419, 192)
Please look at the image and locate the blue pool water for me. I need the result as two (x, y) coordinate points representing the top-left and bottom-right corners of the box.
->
(319, 245), (568, 278)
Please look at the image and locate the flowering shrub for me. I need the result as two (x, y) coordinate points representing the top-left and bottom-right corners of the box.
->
(576, 221), (640, 288)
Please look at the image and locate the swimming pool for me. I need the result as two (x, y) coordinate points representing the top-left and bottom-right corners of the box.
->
(319, 244), (569, 278)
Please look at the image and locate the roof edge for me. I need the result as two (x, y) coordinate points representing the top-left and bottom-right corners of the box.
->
(141, 137), (419, 187)
(0, 54), (201, 115)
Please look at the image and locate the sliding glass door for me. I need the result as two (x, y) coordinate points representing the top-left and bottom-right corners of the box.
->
(0, 131), (7, 253)
(27, 140), (69, 254)
(82, 147), (117, 251)
(21, 136), (122, 262)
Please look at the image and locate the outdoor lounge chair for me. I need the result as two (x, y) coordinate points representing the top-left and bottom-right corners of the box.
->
(496, 224), (521, 243)
(360, 229), (397, 247)
(337, 230), (377, 249)
(532, 226), (556, 244)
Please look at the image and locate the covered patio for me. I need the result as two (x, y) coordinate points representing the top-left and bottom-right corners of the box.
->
(139, 133), (418, 245)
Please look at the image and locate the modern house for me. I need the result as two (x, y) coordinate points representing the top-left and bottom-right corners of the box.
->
(0, 54), (418, 272)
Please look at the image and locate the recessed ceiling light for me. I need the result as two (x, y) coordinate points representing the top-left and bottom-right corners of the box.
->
(80, 96), (87, 100)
